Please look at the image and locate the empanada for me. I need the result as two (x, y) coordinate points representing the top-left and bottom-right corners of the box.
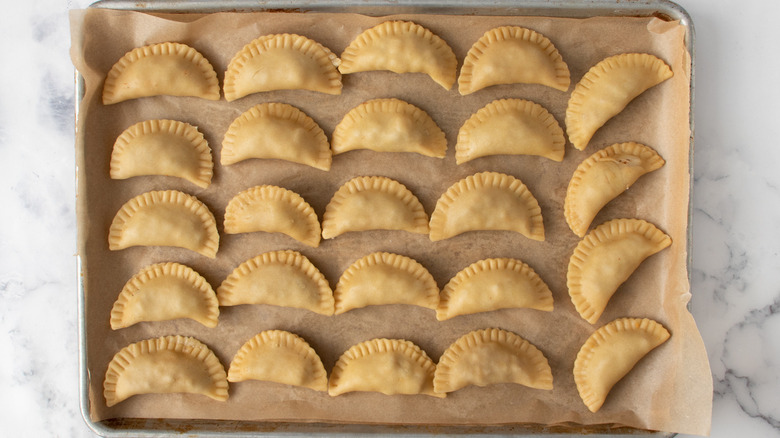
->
(339, 21), (457, 90)
(566, 53), (673, 150)
(217, 250), (334, 315)
(429, 172), (544, 242)
(224, 33), (341, 101)
(574, 317), (670, 412)
(228, 330), (327, 392)
(103, 335), (228, 407)
(568, 218), (671, 324)
(110, 262), (219, 329)
(321, 176), (429, 239)
(108, 190), (219, 258)
(434, 328), (553, 394)
(459, 26), (570, 95)
(456, 99), (565, 164)
(223, 185), (321, 248)
(334, 252), (438, 315)
(329, 338), (443, 397)
(332, 98), (446, 158)
(565, 142), (665, 237)
(437, 258), (553, 321)
(110, 119), (213, 188)
(102, 42), (220, 104)
(221, 103), (331, 170)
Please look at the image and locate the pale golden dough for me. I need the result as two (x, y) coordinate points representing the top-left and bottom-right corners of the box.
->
(567, 219), (671, 324)
(437, 258), (553, 321)
(574, 318), (670, 412)
(223, 185), (321, 248)
(102, 42), (220, 104)
(434, 328), (553, 394)
(217, 250), (334, 316)
(223, 33), (341, 101)
(339, 21), (457, 90)
(429, 172), (544, 242)
(456, 99), (565, 164)
(332, 98), (447, 158)
(103, 335), (228, 407)
(110, 119), (213, 188)
(108, 190), (219, 258)
(329, 338), (443, 397)
(459, 26), (570, 95)
(566, 53), (673, 150)
(228, 330), (327, 392)
(565, 142), (665, 237)
(110, 262), (218, 329)
(221, 103), (331, 170)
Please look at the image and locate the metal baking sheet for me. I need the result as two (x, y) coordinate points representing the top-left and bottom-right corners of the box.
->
(76, 0), (695, 436)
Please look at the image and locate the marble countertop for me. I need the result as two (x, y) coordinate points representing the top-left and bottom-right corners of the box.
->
(0, 0), (777, 436)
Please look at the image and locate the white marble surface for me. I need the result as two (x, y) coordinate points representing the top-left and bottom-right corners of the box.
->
(0, 0), (778, 436)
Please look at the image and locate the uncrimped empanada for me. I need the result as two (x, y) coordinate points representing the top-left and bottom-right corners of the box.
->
(321, 176), (429, 239)
(329, 338), (443, 397)
(228, 330), (327, 392)
(434, 328), (553, 394)
(103, 335), (228, 407)
(223, 185), (321, 248)
(566, 53), (673, 150)
(565, 142), (665, 237)
(217, 250), (334, 315)
(568, 219), (671, 324)
(108, 190), (219, 258)
(103, 42), (220, 104)
(459, 26), (570, 95)
(335, 252), (438, 315)
(222, 103), (331, 170)
(456, 99), (565, 164)
(110, 119), (213, 188)
(332, 98), (446, 158)
(574, 317), (670, 412)
(110, 262), (219, 329)
(429, 172), (544, 242)
(224, 34), (341, 101)
(339, 21), (457, 90)
(437, 258), (553, 321)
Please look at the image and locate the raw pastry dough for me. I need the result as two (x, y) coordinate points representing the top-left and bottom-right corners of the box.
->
(566, 53), (673, 150)
(565, 142), (665, 237)
(223, 185), (321, 248)
(221, 103), (331, 170)
(456, 99), (565, 164)
(108, 190), (219, 258)
(224, 33), (341, 101)
(332, 98), (447, 158)
(110, 262), (219, 329)
(434, 328), (553, 394)
(437, 258), (553, 321)
(429, 172), (544, 242)
(339, 21), (457, 90)
(568, 219), (672, 324)
(334, 252), (439, 315)
(329, 338), (443, 397)
(110, 119), (213, 188)
(102, 42), (220, 104)
(459, 26), (570, 94)
(217, 250), (334, 315)
(574, 317), (670, 412)
(321, 176), (429, 239)
(228, 330), (327, 392)
(103, 335), (228, 407)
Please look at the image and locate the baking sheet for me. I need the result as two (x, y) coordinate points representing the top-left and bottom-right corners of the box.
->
(71, 7), (711, 436)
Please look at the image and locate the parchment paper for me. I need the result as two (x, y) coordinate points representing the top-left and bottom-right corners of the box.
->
(71, 8), (712, 436)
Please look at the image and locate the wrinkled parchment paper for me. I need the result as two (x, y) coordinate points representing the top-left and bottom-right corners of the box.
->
(71, 8), (711, 435)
